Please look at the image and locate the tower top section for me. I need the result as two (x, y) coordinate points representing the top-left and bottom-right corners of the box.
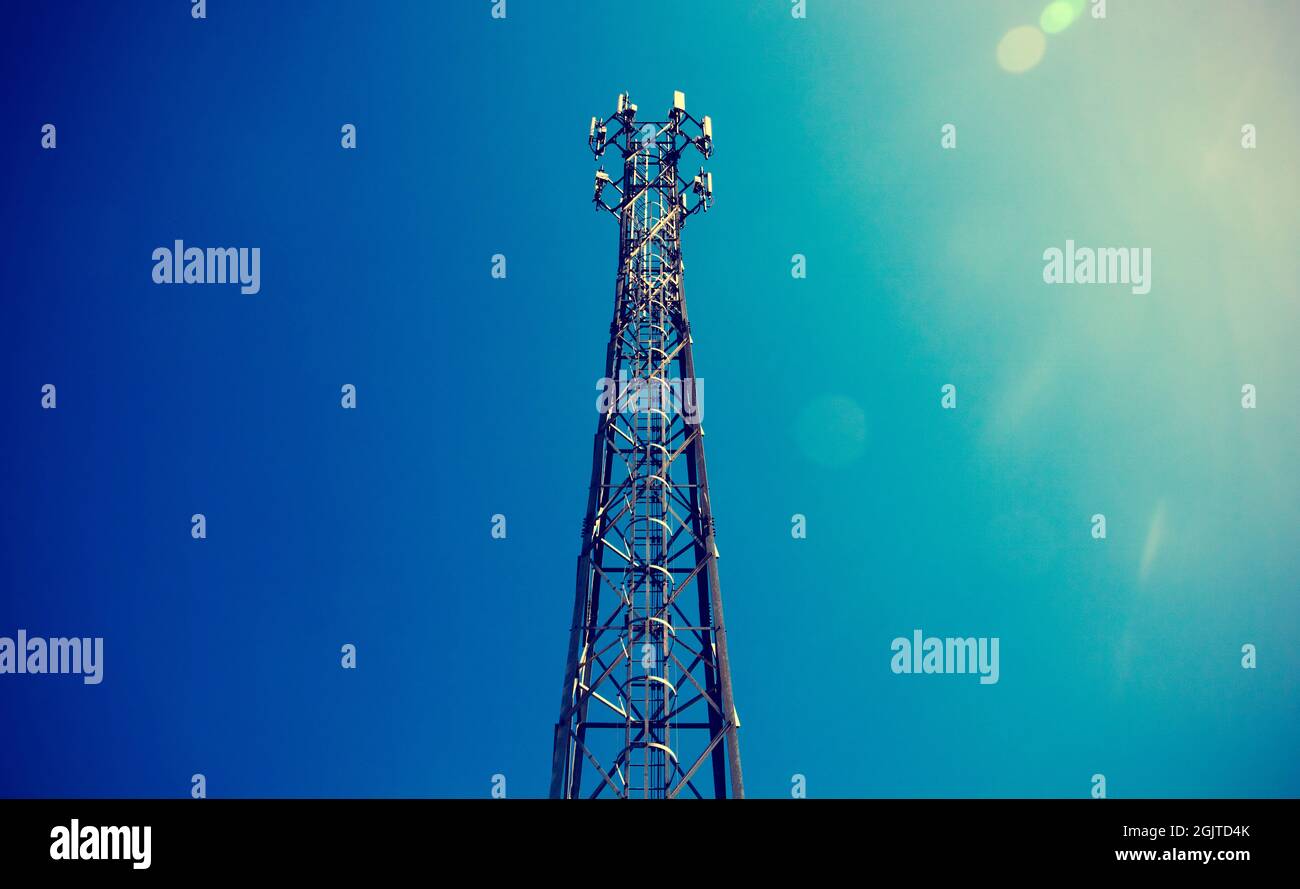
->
(588, 90), (714, 219)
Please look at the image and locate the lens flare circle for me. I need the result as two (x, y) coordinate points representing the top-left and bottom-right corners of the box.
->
(997, 25), (1047, 74)
(1041, 0), (1085, 34)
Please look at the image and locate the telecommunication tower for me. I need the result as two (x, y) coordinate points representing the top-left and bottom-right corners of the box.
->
(550, 90), (743, 799)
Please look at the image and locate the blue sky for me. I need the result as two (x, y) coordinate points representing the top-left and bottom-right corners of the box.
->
(1, 1), (1296, 798)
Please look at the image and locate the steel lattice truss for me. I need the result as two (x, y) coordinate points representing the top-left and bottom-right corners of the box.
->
(550, 92), (742, 799)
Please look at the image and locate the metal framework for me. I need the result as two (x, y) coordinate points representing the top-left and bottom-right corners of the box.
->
(550, 91), (743, 799)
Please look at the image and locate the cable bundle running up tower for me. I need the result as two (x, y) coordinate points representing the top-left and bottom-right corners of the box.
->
(550, 90), (743, 799)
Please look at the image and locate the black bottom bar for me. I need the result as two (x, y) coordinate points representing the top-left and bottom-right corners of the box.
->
(0, 799), (1288, 874)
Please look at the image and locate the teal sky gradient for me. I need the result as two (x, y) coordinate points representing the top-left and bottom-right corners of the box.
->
(472, 0), (1300, 797)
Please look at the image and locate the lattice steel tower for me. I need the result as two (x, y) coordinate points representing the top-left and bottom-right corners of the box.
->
(550, 91), (743, 799)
